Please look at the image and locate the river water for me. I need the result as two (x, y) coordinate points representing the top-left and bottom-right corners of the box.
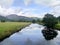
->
(0, 23), (60, 45)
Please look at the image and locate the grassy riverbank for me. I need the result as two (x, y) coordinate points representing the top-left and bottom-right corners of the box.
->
(38, 22), (60, 30)
(0, 22), (31, 41)
(55, 23), (60, 30)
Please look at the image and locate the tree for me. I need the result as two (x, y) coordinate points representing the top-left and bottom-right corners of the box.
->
(32, 19), (36, 23)
(57, 16), (60, 23)
(42, 13), (58, 29)
(42, 13), (58, 40)
(1, 20), (5, 22)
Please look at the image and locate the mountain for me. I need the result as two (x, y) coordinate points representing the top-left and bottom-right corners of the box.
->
(0, 14), (41, 22)
(6, 14), (34, 21)
(6, 14), (19, 21)
(0, 15), (14, 22)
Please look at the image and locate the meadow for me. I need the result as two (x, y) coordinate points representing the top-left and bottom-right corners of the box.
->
(55, 23), (60, 30)
(0, 22), (31, 41)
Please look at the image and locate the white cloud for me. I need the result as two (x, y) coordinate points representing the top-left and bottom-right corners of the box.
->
(51, 6), (60, 17)
(17, 9), (45, 18)
(0, 0), (14, 8)
(24, 0), (60, 7)
(34, 0), (60, 7)
(0, 6), (21, 16)
(0, 0), (17, 16)
(18, 11), (39, 17)
(0, 0), (60, 18)
(24, 0), (32, 6)
(23, 0), (60, 17)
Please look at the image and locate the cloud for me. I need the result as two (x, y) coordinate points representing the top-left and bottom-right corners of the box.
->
(23, 0), (60, 17)
(51, 6), (60, 17)
(18, 11), (39, 17)
(0, 0), (14, 8)
(24, 0), (32, 6)
(0, 6), (21, 16)
(17, 8), (45, 18)
(34, 0), (60, 7)
(0, 0), (16, 16)
(17, 8), (38, 17)
(24, 0), (60, 7)
(0, 0), (60, 18)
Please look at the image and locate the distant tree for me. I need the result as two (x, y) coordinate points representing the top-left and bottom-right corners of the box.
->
(37, 19), (40, 22)
(57, 16), (60, 23)
(32, 19), (36, 23)
(1, 20), (5, 22)
(37, 19), (41, 24)
(42, 13), (58, 29)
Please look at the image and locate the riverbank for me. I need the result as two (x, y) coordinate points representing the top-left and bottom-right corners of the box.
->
(0, 22), (31, 42)
(55, 23), (60, 30)
(0, 23), (60, 45)
(38, 23), (60, 30)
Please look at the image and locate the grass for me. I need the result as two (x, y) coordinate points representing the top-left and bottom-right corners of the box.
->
(0, 22), (31, 41)
(55, 23), (60, 30)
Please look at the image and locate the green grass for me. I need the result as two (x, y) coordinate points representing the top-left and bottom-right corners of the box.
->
(0, 22), (31, 41)
(55, 23), (60, 30)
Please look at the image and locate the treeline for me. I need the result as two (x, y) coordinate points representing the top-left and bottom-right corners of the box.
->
(41, 13), (60, 30)
(57, 16), (60, 23)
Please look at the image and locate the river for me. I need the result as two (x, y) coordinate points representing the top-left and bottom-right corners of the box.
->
(0, 23), (60, 45)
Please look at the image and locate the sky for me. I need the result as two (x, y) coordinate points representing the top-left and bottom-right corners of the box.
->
(0, 0), (60, 18)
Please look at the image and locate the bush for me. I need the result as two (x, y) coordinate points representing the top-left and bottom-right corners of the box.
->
(42, 13), (58, 29)
(55, 24), (60, 30)
(1, 20), (5, 22)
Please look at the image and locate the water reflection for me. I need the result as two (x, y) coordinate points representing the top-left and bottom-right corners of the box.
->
(0, 24), (60, 45)
(25, 38), (33, 45)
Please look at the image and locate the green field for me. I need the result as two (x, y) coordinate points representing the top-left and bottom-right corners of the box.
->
(55, 23), (60, 30)
(0, 22), (31, 41)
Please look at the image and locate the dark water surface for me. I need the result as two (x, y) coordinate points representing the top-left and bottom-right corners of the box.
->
(0, 24), (60, 45)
